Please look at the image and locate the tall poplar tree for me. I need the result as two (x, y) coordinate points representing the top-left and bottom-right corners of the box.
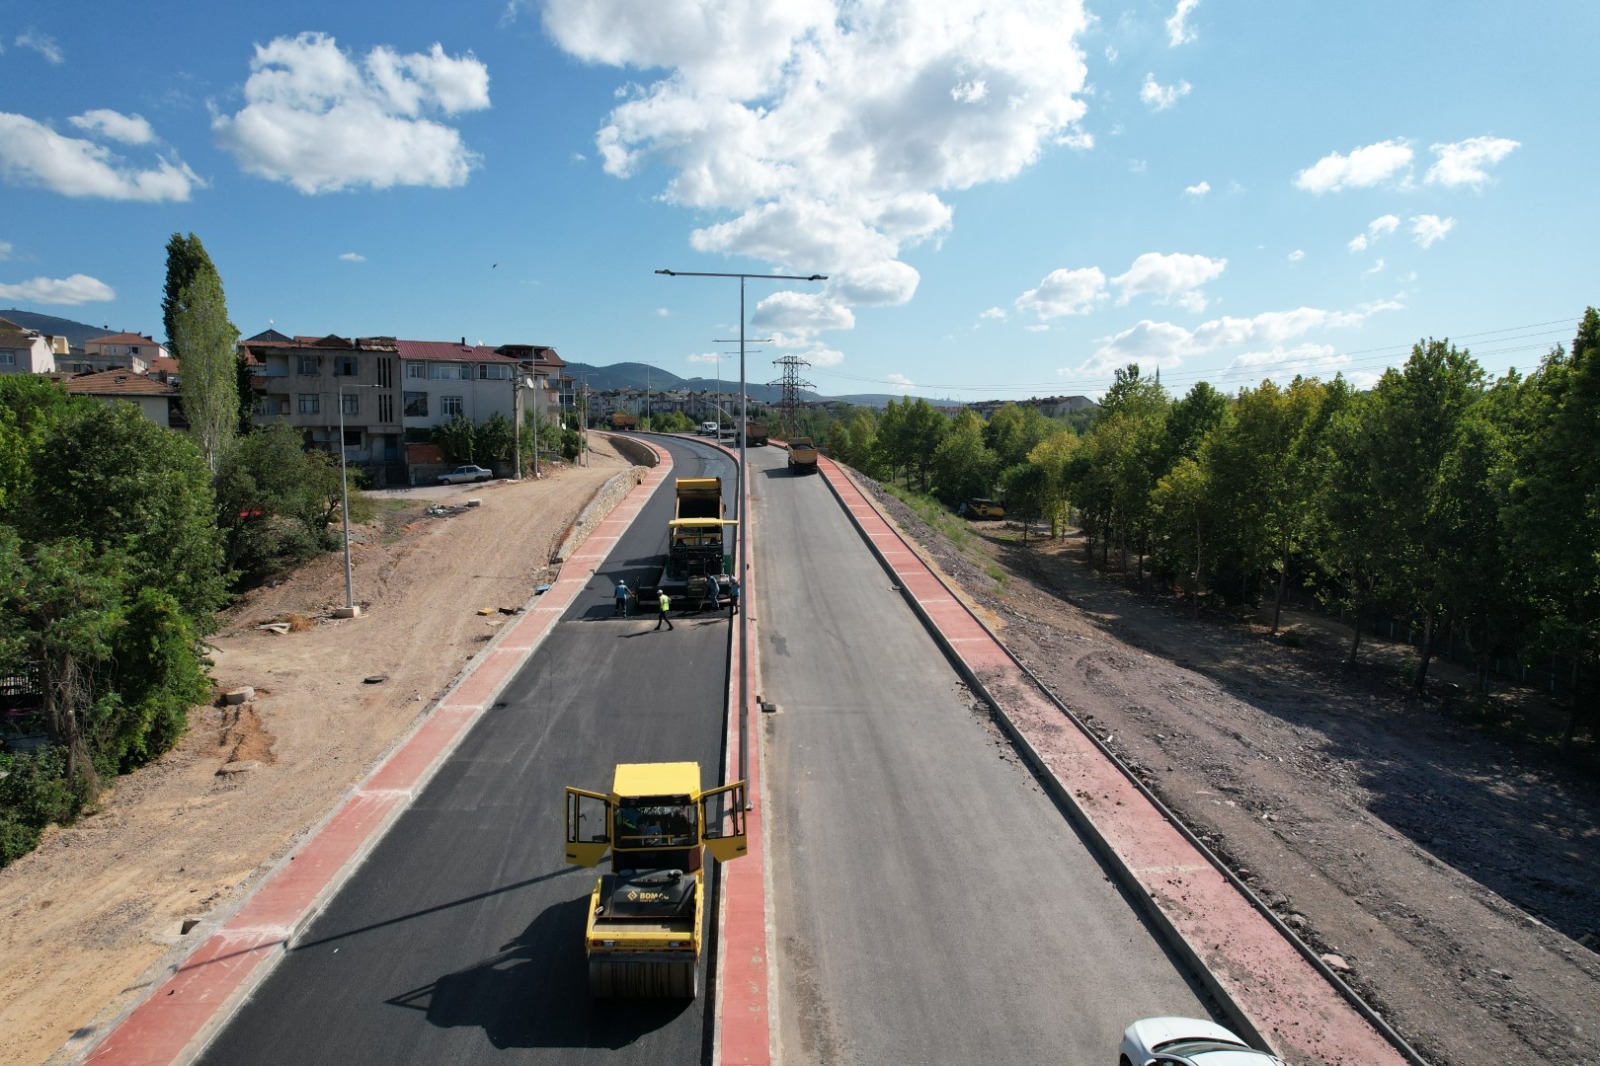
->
(164, 234), (240, 472)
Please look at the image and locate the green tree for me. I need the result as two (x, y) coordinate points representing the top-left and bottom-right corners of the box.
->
(984, 403), (1055, 469)
(167, 236), (240, 472)
(1504, 309), (1600, 739)
(162, 233), (234, 359)
(930, 411), (997, 503)
(1150, 456), (1213, 616)
(214, 423), (346, 581)
(22, 401), (226, 626)
(1026, 430), (1078, 537)
(1366, 340), (1485, 687)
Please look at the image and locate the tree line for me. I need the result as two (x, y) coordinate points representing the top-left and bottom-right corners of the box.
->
(810, 310), (1598, 745)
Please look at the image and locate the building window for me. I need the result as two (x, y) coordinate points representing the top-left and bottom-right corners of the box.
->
(341, 392), (360, 415)
(442, 395), (464, 417)
(298, 394), (320, 414)
(0, 351), (14, 367)
(403, 391), (429, 417)
(335, 356), (358, 377)
(130, 346), (141, 356)
(378, 393), (394, 423)
(406, 362), (425, 378)
(430, 363), (471, 380)
(297, 355), (318, 375)
(478, 363), (511, 380)
(344, 428), (361, 446)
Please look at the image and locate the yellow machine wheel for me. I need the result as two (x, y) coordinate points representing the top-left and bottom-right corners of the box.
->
(589, 959), (699, 999)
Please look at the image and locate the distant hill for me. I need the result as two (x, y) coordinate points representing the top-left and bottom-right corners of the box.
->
(562, 361), (828, 405)
(0, 309), (147, 350)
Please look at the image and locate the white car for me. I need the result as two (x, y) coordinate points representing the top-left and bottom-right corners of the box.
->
(1119, 1017), (1285, 1066)
(437, 464), (494, 485)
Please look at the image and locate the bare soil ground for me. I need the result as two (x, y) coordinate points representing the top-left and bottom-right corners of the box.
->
(860, 483), (1600, 1066)
(0, 438), (637, 1066)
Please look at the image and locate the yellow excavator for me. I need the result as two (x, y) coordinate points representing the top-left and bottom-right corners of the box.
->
(564, 762), (747, 998)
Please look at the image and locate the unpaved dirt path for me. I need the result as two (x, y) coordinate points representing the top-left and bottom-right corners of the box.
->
(0, 439), (637, 1066)
(862, 484), (1600, 1066)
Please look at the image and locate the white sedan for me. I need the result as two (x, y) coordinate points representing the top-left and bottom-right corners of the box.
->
(1119, 1017), (1285, 1066)
(437, 464), (494, 485)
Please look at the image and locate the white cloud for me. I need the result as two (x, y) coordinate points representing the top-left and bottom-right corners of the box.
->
(980, 306), (1007, 321)
(213, 32), (491, 194)
(1348, 214), (1399, 253)
(1293, 138), (1413, 194)
(656, 307), (672, 317)
(0, 241), (13, 260)
(1078, 304), (1375, 375)
(1410, 214), (1454, 248)
(1183, 180), (1210, 198)
(1426, 135), (1519, 188)
(1140, 73), (1191, 111)
(0, 112), (200, 200)
(0, 273), (115, 304)
(749, 289), (855, 340)
(15, 29), (63, 65)
(68, 110), (155, 145)
(339, 252), (366, 262)
(1112, 251), (1226, 309)
(1166, 0), (1202, 46)
(549, 0), (1094, 323)
(1287, 249), (1304, 262)
(1016, 267), (1107, 319)
(1363, 257), (1386, 276)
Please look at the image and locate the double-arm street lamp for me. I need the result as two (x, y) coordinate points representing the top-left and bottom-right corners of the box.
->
(337, 381), (382, 618)
(655, 269), (827, 790)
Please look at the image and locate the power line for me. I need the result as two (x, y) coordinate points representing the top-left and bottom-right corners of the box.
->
(805, 316), (1581, 397)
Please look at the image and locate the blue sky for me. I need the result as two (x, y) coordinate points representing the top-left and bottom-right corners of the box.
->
(2, 0), (1594, 401)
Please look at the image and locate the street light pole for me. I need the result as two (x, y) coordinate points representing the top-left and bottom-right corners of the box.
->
(337, 381), (381, 618)
(656, 269), (827, 791)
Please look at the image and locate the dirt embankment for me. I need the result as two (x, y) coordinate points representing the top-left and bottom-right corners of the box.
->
(0, 439), (636, 1066)
(864, 484), (1600, 1066)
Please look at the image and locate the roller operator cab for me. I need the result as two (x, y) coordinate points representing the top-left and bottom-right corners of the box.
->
(564, 762), (748, 999)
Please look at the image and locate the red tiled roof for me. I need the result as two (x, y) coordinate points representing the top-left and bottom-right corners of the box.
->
(394, 339), (563, 366)
(148, 356), (181, 375)
(62, 370), (177, 396)
(86, 332), (158, 346)
(395, 339), (516, 364)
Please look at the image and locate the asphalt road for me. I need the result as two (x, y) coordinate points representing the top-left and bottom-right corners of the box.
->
(196, 436), (736, 1066)
(751, 447), (1214, 1064)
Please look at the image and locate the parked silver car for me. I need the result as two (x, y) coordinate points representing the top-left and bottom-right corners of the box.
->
(437, 464), (493, 485)
(1119, 1017), (1285, 1066)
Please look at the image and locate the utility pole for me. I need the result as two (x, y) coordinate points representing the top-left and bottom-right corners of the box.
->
(656, 269), (827, 792)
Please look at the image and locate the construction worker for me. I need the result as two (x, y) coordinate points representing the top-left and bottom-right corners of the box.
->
(706, 575), (721, 611)
(614, 578), (631, 617)
(654, 589), (674, 630)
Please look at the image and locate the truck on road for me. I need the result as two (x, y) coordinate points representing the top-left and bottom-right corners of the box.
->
(565, 762), (747, 998)
(787, 437), (818, 474)
(668, 477), (733, 581)
(744, 420), (769, 447)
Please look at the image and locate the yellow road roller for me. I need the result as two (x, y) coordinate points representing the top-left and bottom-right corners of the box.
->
(564, 762), (747, 998)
